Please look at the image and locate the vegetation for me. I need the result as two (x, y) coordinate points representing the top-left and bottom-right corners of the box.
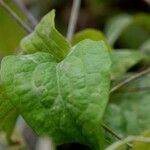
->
(0, 0), (150, 150)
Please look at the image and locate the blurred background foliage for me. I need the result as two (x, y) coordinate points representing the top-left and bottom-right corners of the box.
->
(0, 0), (150, 150)
(0, 0), (26, 56)
(0, 0), (149, 57)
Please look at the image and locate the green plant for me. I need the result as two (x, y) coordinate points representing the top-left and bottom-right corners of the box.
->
(0, 10), (112, 150)
(0, 3), (150, 150)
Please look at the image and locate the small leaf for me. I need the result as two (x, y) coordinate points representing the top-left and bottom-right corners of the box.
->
(140, 38), (150, 53)
(105, 14), (132, 46)
(1, 40), (111, 150)
(105, 13), (150, 48)
(72, 28), (111, 50)
(132, 131), (150, 150)
(140, 39), (150, 66)
(20, 10), (71, 61)
(111, 49), (146, 80)
(118, 13), (150, 49)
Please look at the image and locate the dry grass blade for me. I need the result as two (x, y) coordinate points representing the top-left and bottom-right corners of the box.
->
(67, 0), (81, 42)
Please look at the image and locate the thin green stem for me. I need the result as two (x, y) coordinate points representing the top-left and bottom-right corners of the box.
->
(106, 136), (150, 150)
(0, 0), (32, 33)
(110, 67), (150, 93)
(102, 124), (133, 149)
(13, 0), (37, 27)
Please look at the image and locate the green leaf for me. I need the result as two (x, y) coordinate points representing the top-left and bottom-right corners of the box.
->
(0, 84), (18, 143)
(20, 10), (71, 62)
(111, 49), (146, 80)
(0, 40), (111, 150)
(105, 14), (132, 46)
(118, 13), (150, 49)
(105, 13), (150, 48)
(104, 74), (150, 137)
(140, 39), (150, 66)
(140, 38), (150, 53)
(72, 28), (111, 50)
(132, 132), (150, 150)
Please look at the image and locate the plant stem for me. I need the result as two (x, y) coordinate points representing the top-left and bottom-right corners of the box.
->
(114, 86), (150, 92)
(67, 0), (81, 42)
(13, 0), (37, 27)
(102, 124), (133, 149)
(110, 67), (150, 93)
(0, 0), (32, 33)
(106, 136), (150, 150)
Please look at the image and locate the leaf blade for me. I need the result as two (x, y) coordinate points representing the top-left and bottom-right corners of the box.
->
(20, 10), (71, 61)
(1, 40), (111, 150)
